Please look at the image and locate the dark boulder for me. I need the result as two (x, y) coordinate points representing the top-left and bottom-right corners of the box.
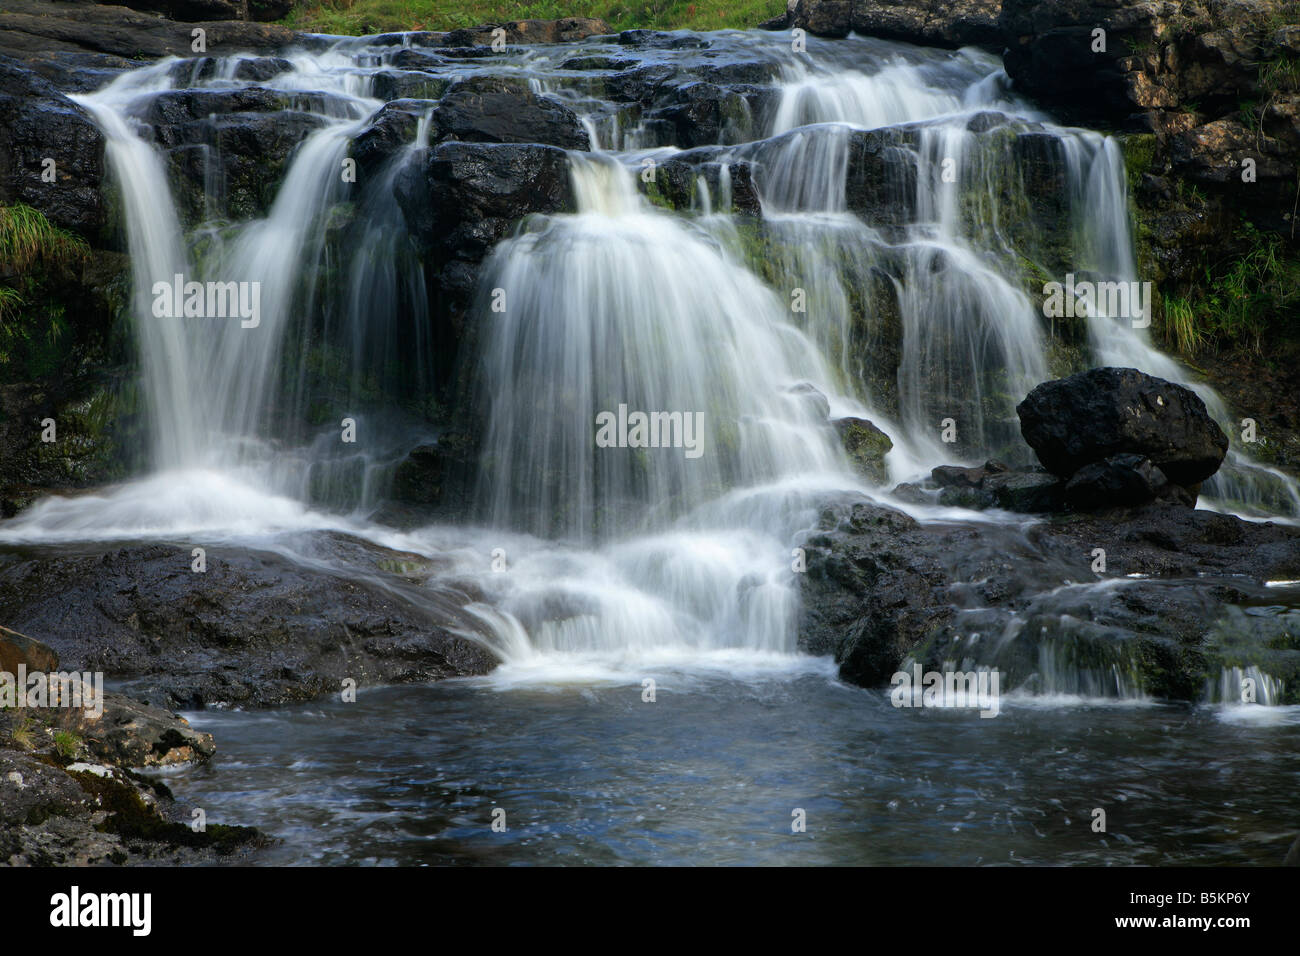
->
(1063, 452), (1169, 510)
(797, 496), (953, 686)
(1017, 367), (1229, 486)
(982, 470), (1065, 512)
(349, 99), (430, 180)
(396, 140), (575, 260)
(369, 70), (454, 102)
(642, 81), (765, 148)
(931, 460), (1063, 512)
(394, 141), (575, 334)
(432, 76), (590, 151)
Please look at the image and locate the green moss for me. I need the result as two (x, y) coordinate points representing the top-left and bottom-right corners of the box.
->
(1119, 133), (1157, 196)
(836, 418), (892, 485)
(71, 768), (264, 853)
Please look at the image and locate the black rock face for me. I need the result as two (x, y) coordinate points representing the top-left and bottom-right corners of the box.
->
(432, 76), (590, 151)
(0, 56), (106, 238)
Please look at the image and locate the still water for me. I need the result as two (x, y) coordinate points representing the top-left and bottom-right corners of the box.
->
(161, 668), (1300, 866)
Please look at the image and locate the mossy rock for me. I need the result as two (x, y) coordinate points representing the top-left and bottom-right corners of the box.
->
(835, 416), (893, 485)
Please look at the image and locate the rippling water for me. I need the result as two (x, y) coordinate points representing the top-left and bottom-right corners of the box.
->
(159, 673), (1300, 866)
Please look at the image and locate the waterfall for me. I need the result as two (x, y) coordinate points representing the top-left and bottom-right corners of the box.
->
(474, 152), (849, 542)
(3, 30), (1295, 690)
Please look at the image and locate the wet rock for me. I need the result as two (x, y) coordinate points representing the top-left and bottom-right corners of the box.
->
(0, 539), (498, 710)
(618, 30), (711, 50)
(0, 744), (262, 865)
(395, 141), (575, 322)
(797, 496), (954, 685)
(15, 50), (136, 92)
(981, 470), (1065, 512)
(0, 0), (299, 62)
(643, 81), (767, 147)
(932, 462), (994, 490)
(165, 54), (293, 86)
(157, 108), (330, 222)
(1018, 367), (1229, 486)
(0, 625), (59, 674)
(391, 442), (445, 505)
(0, 56), (106, 239)
(785, 382), (831, 420)
(560, 55), (637, 71)
(792, 0), (1003, 48)
(836, 417), (893, 484)
(845, 127), (920, 224)
(931, 460), (1064, 512)
(349, 99), (430, 179)
(1063, 452), (1169, 510)
(647, 152), (763, 215)
(55, 690), (217, 768)
(800, 491), (1300, 695)
(369, 70), (454, 102)
(432, 76), (590, 150)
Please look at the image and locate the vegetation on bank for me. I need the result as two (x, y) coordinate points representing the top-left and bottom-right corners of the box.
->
(280, 0), (780, 35)
(0, 203), (88, 374)
(1159, 223), (1300, 357)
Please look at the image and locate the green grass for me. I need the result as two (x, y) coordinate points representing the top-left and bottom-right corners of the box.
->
(0, 203), (88, 275)
(0, 203), (88, 371)
(53, 729), (80, 760)
(1159, 223), (1300, 357)
(281, 0), (782, 35)
(1160, 293), (1205, 355)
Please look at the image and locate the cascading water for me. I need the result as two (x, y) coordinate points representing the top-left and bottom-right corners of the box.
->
(3, 30), (1296, 695)
(6, 27), (1300, 867)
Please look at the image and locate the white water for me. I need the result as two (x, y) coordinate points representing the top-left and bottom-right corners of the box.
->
(4, 33), (1295, 696)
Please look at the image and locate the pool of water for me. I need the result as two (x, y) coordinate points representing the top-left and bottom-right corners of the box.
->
(158, 667), (1300, 866)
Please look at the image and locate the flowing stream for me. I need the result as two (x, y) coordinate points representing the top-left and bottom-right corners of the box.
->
(3, 29), (1297, 864)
